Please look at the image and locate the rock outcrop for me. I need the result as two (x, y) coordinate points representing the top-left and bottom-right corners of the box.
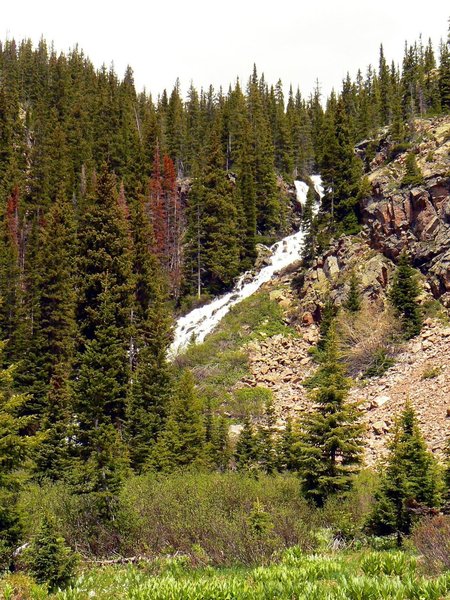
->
(361, 116), (450, 304)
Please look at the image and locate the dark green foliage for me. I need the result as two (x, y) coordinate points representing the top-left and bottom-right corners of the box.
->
(33, 365), (74, 482)
(149, 371), (205, 472)
(126, 196), (173, 472)
(234, 417), (258, 471)
(401, 153), (424, 187)
(301, 186), (319, 268)
(299, 326), (365, 507)
(344, 272), (362, 313)
(276, 417), (301, 472)
(368, 403), (440, 544)
(256, 399), (277, 474)
(439, 39), (450, 111)
(317, 297), (337, 353)
(389, 251), (422, 339)
(363, 348), (395, 378)
(320, 98), (363, 235)
(247, 499), (274, 537)
(0, 343), (31, 566)
(26, 516), (76, 590)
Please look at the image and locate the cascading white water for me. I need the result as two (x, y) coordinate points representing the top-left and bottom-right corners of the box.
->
(169, 176), (324, 357)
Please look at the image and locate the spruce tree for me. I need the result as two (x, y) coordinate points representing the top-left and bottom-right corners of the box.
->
(344, 272), (362, 313)
(74, 165), (133, 496)
(26, 516), (77, 591)
(389, 251), (422, 339)
(368, 402), (440, 544)
(299, 325), (365, 507)
(316, 296), (337, 353)
(126, 194), (172, 472)
(401, 153), (424, 187)
(34, 364), (74, 482)
(439, 39), (450, 111)
(0, 342), (31, 566)
(234, 417), (258, 471)
(149, 371), (205, 472)
(256, 398), (277, 474)
(276, 416), (301, 472)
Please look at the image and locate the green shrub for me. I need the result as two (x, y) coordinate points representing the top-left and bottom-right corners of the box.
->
(421, 365), (441, 380)
(388, 142), (411, 161)
(25, 516), (77, 591)
(364, 348), (395, 378)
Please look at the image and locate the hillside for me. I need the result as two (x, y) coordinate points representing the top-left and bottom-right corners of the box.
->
(188, 114), (450, 464)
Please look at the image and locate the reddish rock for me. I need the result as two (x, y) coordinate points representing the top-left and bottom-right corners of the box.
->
(301, 312), (315, 325)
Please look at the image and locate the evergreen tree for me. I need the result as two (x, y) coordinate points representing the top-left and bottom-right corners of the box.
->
(299, 326), (365, 507)
(76, 164), (133, 346)
(401, 153), (424, 187)
(320, 98), (363, 234)
(33, 364), (74, 482)
(368, 402), (440, 544)
(344, 272), (362, 313)
(317, 296), (337, 353)
(149, 371), (205, 472)
(439, 38), (450, 111)
(234, 417), (258, 471)
(256, 398), (277, 473)
(26, 516), (77, 591)
(389, 251), (422, 339)
(126, 194), (172, 472)
(276, 416), (301, 472)
(0, 342), (31, 566)
(301, 186), (319, 268)
(74, 165), (134, 494)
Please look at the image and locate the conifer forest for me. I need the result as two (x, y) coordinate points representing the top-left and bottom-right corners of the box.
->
(0, 11), (450, 599)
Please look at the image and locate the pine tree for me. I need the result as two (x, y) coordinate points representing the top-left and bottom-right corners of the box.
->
(439, 38), (450, 111)
(126, 194), (172, 472)
(256, 398), (277, 473)
(234, 417), (258, 471)
(401, 153), (424, 187)
(344, 272), (362, 313)
(33, 364), (74, 482)
(149, 371), (205, 472)
(368, 402), (440, 544)
(0, 342), (31, 566)
(276, 417), (301, 472)
(316, 296), (337, 353)
(299, 326), (365, 507)
(26, 516), (77, 591)
(389, 251), (422, 339)
(74, 165), (133, 495)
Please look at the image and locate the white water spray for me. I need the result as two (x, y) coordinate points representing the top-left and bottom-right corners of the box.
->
(169, 176), (324, 357)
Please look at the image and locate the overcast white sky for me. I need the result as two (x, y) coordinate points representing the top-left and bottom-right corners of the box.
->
(3, 1), (449, 100)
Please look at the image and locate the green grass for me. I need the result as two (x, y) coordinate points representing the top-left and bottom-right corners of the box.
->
(173, 291), (296, 411)
(3, 549), (449, 599)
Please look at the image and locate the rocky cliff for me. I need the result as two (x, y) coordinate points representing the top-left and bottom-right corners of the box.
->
(234, 115), (450, 464)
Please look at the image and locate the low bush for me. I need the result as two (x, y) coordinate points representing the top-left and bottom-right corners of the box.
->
(410, 515), (450, 574)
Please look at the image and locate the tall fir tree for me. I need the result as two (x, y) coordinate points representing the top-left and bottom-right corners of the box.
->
(149, 371), (205, 472)
(368, 402), (440, 544)
(389, 251), (422, 339)
(0, 341), (31, 565)
(299, 325), (365, 507)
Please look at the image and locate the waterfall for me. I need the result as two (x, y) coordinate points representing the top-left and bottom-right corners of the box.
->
(169, 176), (323, 357)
